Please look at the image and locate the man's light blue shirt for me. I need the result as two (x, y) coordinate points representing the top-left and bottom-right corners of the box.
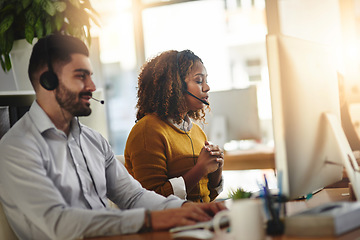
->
(0, 101), (184, 240)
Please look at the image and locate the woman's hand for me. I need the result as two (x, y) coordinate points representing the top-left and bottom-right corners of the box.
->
(206, 141), (224, 169)
(197, 141), (224, 175)
(182, 141), (224, 193)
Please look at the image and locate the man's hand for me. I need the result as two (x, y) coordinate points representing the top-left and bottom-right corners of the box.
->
(182, 201), (226, 217)
(150, 201), (227, 231)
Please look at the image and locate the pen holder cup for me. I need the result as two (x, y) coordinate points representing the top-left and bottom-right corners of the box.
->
(264, 194), (287, 236)
(213, 199), (266, 240)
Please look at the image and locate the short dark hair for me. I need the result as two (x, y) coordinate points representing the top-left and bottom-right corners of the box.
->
(28, 34), (89, 88)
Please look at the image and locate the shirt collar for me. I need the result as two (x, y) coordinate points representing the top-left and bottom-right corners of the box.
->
(169, 115), (193, 132)
(29, 100), (79, 137)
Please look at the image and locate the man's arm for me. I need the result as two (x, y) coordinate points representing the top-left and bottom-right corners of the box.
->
(0, 132), (159, 239)
(105, 152), (186, 210)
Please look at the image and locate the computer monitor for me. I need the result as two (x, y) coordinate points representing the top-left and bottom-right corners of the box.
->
(0, 91), (36, 139)
(266, 34), (360, 200)
(0, 91), (36, 124)
(203, 86), (262, 148)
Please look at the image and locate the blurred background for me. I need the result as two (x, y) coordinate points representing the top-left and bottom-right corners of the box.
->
(3, 0), (360, 199)
(89, 0), (274, 199)
(89, 0), (271, 155)
(88, 0), (360, 198)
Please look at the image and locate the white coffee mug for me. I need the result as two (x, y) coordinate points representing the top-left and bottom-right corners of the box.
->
(213, 199), (265, 240)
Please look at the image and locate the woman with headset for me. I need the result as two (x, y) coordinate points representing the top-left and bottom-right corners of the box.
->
(124, 50), (224, 203)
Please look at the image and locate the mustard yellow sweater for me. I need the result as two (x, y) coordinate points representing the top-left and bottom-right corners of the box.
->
(124, 114), (219, 202)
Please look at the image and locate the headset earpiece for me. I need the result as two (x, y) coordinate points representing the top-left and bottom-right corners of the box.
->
(176, 51), (187, 92)
(40, 71), (58, 90)
(40, 36), (58, 91)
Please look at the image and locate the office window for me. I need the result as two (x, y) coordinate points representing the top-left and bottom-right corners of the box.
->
(91, 0), (138, 154)
(142, 0), (232, 91)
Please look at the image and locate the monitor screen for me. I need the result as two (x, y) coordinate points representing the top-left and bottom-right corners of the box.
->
(266, 35), (360, 200)
(203, 86), (262, 148)
(0, 91), (36, 125)
(0, 91), (36, 139)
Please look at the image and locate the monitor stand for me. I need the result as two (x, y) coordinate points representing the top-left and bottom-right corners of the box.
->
(325, 113), (360, 200)
(284, 113), (360, 237)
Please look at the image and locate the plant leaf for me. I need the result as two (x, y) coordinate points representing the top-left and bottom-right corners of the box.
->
(15, 2), (23, 15)
(31, 0), (42, 15)
(228, 188), (252, 200)
(0, 5), (14, 15)
(42, 0), (56, 16)
(34, 17), (44, 38)
(54, 13), (64, 31)
(0, 14), (14, 34)
(67, 6), (89, 28)
(5, 53), (11, 72)
(25, 23), (35, 43)
(86, 31), (91, 46)
(44, 17), (52, 35)
(22, 0), (33, 9)
(82, 0), (99, 16)
(25, 9), (36, 26)
(87, 10), (101, 27)
(4, 28), (14, 53)
(53, 1), (67, 13)
(0, 33), (5, 52)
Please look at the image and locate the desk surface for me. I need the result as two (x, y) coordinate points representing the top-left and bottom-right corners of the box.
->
(86, 229), (360, 240)
(86, 188), (359, 240)
(223, 145), (275, 170)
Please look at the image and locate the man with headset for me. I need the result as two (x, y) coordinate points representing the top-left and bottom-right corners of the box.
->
(0, 34), (225, 239)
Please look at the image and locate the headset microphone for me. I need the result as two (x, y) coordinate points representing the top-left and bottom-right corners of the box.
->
(186, 91), (209, 105)
(91, 97), (105, 104)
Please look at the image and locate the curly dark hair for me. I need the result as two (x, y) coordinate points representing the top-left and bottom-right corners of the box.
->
(136, 50), (207, 124)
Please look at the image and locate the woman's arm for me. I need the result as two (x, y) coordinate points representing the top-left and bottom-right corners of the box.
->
(182, 142), (224, 193)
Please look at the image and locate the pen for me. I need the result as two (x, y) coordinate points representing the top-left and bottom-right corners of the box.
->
(263, 175), (276, 220)
(277, 171), (283, 217)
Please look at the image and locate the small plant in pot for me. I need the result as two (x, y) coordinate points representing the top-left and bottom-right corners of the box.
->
(0, 0), (100, 72)
(228, 187), (252, 200)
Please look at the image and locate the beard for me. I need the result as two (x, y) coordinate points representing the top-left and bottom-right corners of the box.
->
(55, 82), (92, 117)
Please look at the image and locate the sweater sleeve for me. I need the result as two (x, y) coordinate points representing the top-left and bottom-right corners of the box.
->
(125, 118), (175, 197)
(208, 176), (223, 201)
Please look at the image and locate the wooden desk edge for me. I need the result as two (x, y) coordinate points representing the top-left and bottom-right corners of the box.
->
(223, 150), (275, 170)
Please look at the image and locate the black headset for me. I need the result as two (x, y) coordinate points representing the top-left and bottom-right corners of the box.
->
(40, 37), (59, 90)
(176, 51), (187, 92)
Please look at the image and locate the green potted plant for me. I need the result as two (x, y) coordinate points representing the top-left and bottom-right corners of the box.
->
(228, 187), (252, 200)
(0, 0), (100, 72)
